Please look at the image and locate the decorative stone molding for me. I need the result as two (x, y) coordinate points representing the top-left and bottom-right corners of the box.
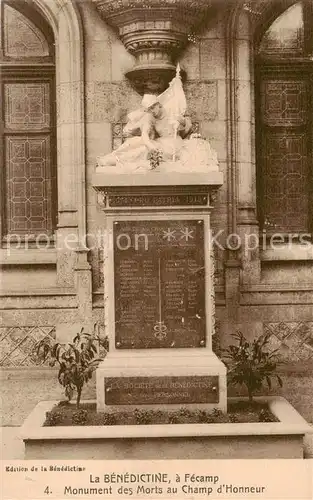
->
(264, 322), (313, 362)
(0, 326), (55, 366)
(92, 0), (213, 93)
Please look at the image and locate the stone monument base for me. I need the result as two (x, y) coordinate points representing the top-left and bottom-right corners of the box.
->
(93, 169), (226, 415)
(96, 350), (227, 412)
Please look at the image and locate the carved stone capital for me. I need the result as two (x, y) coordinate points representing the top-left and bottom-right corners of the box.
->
(92, 0), (212, 93)
(209, 188), (219, 206)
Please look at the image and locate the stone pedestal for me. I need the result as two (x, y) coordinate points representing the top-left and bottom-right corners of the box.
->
(92, 171), (227, 412)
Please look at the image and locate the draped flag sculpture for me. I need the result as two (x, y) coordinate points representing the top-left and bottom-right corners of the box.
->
(96, 65), (219, 173)
(157, 64), (187, 162)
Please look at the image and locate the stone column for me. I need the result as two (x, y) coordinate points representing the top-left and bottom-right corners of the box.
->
(55, 6), (87, 287)
(233, 10), (260, 285)
(74, 248), (93, 324)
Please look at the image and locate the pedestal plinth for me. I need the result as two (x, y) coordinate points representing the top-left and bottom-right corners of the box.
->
(92, 171), (227, 412)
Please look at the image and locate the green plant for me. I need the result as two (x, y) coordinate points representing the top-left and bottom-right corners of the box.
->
(211, 408), (223, 418)
(168, 413), (179, 424)
(222, 331), (283, 403)
(195, 409), (210, 423)
(258, 409), (273, 422)
(229, 413), (239, 423)
(179, 407), (192, 418)
(102, 413), (117, 426)
(72, 409), (88, 425)
(134, 409), (153, 425)
(45, 410), (63, 426)
(34, 324), (108, 408)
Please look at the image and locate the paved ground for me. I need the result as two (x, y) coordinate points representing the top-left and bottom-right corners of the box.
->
(1, 427), (25, 459)
(1, 368), (95, 426)
(0, 368), (95, 460)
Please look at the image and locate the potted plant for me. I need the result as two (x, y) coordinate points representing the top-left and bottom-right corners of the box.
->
(222, 331), (283, 403)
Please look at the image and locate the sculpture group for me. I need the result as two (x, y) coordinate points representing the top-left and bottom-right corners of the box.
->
(97, 66), (219, 173)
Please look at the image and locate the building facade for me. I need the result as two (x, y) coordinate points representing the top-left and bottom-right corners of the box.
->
(0, 0), (312, 420)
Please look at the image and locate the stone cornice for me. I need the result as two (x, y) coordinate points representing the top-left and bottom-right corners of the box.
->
(93, 0), (211, 22)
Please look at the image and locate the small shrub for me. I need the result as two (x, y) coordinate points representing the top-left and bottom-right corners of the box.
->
(43, 402), (275, 427)
(102, 413), (116, 426)
(195, 410), (210, 423)
(168, 412), (180, 424)
(45, 410), (63, 426)
(154, 410), (163, 420)
(33, 323), (108, 408)
(211, 408), (223, 419)
(222, 331), (283, 403)
(258, 409), (273, 422)
(134, 409), (152, 425)
(229, 414), (239, 423)
(72, 409), (88, 425)
(179, 407), (192, 418)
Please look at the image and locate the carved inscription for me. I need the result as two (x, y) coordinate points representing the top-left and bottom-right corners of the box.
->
(109, 194), (208, 207)
(105, 376), (219, 405)
(114, 220), (206, 349)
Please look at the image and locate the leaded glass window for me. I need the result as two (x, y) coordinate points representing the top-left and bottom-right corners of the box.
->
(259, 3), (304, 57)
(3, 4), (50, 58)
(0, 1), (56, 238)
(256, 1), (313, 234)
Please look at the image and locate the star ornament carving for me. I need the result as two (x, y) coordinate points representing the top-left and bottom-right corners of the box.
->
(162, 227), (194, 242)
(180, 227), (194, 241)
(162, 228), (176, 241)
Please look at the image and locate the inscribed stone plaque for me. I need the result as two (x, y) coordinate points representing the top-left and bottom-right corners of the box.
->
(105, 376), (219, 405)
(113, 219), (206, 349)
(109, 194), (208, 207)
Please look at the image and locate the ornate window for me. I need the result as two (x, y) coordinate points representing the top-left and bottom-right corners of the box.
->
(0, 1), (56, 239)
(256, 1), (313, 234)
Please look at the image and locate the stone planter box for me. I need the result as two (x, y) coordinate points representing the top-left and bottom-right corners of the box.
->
(21, 396), (311, 460)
